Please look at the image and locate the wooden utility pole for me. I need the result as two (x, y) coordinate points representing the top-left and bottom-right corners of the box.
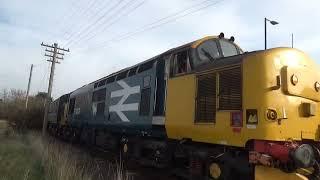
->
(291, 33), (294, 48)
(41, 42), (69, 136)
(25, 64), (34, 109)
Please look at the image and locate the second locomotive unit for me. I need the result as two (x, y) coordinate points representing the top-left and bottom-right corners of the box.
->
(48, 33), (320, 179)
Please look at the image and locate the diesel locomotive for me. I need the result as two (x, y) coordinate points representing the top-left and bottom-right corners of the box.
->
(47, 33), (320, 179)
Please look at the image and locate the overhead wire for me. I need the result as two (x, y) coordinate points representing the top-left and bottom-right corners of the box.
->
(70, 0), (147, 48)
(48, 0), (87, 43)
(63, 0), (127, 47)
(62, 0), (105, 41)
(76, 0), (224, 51)
(109, 0), (220, 42)
(62, 0), (116, 46)
(114, 0), (224, 41)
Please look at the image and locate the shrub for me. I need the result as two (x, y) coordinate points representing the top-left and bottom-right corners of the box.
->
(0, 89), (46, 130)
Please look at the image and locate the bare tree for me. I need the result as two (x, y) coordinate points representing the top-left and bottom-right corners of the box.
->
(2, 89), (8, 103)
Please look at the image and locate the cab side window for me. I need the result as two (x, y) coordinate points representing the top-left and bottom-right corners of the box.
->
(171, 50), (192, 76)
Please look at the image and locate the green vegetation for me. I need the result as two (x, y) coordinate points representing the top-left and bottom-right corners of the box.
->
(0, 89), (129, 180)
(0, 137), (45, 180)
(0, 89), (46, 131)
(0, 133), (129, 180)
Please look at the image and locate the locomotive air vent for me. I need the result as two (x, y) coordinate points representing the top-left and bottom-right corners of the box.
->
(218, 67), (242, 110)
(195, 73), (216, 123)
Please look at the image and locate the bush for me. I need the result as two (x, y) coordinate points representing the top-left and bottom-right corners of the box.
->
(0, 89), (46, 131)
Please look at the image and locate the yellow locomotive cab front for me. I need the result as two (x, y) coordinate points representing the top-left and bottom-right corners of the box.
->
(165, 34), (320, 179)
(243, 48), (320, 142)
(255, 166), (308, 180)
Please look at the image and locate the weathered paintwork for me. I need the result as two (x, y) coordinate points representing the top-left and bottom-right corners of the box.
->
(47, 35), (320, 178)
(67, 62), (161, 136)
(93, 66), (157, 134)
(69, 84), (94, 128)
(165, 47), (320, 147)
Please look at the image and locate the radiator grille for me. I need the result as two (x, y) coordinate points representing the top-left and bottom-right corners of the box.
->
(195, 73), (216, 123)
(218, 67), (242, 110)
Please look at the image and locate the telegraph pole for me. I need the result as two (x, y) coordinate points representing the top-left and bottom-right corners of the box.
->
(41, 42), (69, 136)
(291, 33), (294, 48)
(25, 64), (34, 109)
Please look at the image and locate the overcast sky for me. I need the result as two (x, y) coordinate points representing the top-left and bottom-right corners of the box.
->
(1, 0), (319, 98)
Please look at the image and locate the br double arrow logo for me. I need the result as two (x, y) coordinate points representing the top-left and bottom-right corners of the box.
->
(109, 80), (140, 122)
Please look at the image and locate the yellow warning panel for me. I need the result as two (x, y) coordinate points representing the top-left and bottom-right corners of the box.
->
(255, 166), (308, 180)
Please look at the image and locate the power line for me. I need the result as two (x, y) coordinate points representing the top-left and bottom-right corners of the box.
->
(62, 0), (105, 40)
(111, 0), (218, 41)
(63, 0), (127, 47)
(78, 0), (224, 51)
(49, 0), (87, 42)
(55, 0), (84, 28)
(70, 0), (147, 47)
(62, 0), (115, 45)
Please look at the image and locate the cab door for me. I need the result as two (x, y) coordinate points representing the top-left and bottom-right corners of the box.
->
(165, 49), (196, 140)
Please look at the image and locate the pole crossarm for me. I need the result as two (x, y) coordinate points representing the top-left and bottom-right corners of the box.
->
(41, 42), (69, 136)
(45, 54), (54, 58)
(57, 47), (70, 52)
(45, 49), (54, 53)
(47, 60), (61, 64)
(41, 42), (54, 48)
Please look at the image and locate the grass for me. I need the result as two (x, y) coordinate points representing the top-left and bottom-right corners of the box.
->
(0, 137), (44, 180)
(0, 132), (130, 180)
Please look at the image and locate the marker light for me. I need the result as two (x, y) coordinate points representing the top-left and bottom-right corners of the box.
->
(291, 74), (298, 86)
(315, 82), (320, 92)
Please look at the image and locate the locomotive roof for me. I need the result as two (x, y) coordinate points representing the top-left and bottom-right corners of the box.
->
(89, 36), (222, 85)
(68, 35), (242, 96)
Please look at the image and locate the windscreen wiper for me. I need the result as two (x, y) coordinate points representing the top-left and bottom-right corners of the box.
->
(201, 48), (215, 62)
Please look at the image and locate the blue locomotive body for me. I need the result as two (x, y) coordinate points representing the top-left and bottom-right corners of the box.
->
(55, 57), (167, 139)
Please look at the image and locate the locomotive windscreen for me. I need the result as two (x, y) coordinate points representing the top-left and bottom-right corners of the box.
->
(193, 39), (242, 69)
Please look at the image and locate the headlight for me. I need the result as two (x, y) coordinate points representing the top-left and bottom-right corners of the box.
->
(266, 109), (277, 121)
(292, 144), (315, 168)
(315, 81), (320, 92)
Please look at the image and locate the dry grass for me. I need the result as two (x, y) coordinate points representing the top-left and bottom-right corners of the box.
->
(26, 132), (132, 180)
(0, 132), (132, 180)
(1, 88), (132, 179)
(0, 135), (44, 180)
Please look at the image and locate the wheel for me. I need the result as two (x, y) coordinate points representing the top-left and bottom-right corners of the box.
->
(209, 162), (222, 179)
(206, 158), (231, 180)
